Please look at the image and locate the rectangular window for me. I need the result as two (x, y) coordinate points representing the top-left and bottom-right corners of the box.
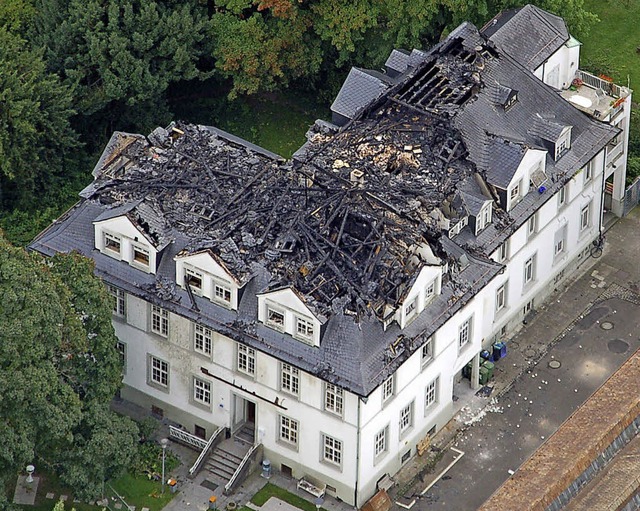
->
(193, 377), (211, 405)
(404, 296), (417, 318)
(556, 138), (568, 159)
(558, 184), (567, 208)
(523, 299), (534, 316)
(214, 282), (232, 305)
(425, 280), (436, 302)
(132, 244), (150, 267)
(399, 402), (414, 436)
(266, 307), (285, 331)
(104, 232), (121, 255)
(510, 182), (520, 203)
(527, 214), (537, 237)
(382, 376), (394, 404)
(496, 283), (507, 313)
(498, 242), (509, 263)
(524, 255), (535, 285)
(108, 285), (126, 317)
(237, 344), (256, 376)
(584, 161), (593, 184)
(325, 383), (343, 416)
(421, 337), (433, 368)
(185, 268), (203, 294)
(554, 225), (567, 257)
(482, 205), (491, 226)
(279, 415), (298, 446)
(116, 341), (126, 373)
(374, 427), (388, 459)
(150, 356), (169, 388)
(151, 305), (169, 337)
(281, 363), (299, 396)
(194, 324), (212, 356)
(458, 317), (472, 348)
(295, 317), (314, 341)
(425, 378), (438, 411)
(322, 434), (342, 466)
(580, 203), (591, 232)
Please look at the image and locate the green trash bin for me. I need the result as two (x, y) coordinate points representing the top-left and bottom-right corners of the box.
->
(481, 361), (495, 383)
(479, 366), (490, 385)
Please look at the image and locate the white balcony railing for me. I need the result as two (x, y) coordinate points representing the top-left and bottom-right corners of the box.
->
(606, 141), (625, 167)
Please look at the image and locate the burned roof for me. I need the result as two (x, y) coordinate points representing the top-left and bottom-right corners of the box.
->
(29, 18), (617, 396)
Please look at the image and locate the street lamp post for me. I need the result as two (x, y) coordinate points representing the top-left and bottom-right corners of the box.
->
(160, 438), (169, 494)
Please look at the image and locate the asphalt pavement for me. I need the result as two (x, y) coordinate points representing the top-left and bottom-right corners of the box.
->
(391, 207), (640, 511)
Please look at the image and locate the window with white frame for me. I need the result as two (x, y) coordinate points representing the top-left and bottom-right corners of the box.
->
(151, 305), (169, 337)
(404, 296), (418, 319)
(194, 324), (212, 356)
(279, 415), (298, 446)
(149, 355), (169, 388)
(324, 383), (343, 416)
(266, 306), (285, 331)
(584, 161), (593, 184)
(425, 377), (438, 412)
(281, 363), (299, 395)
(382, 376), (394, 404)
(374, 426), (388, 459)
(399, 402), (414, 437)
(421, 337), (433, 368)
(554, 225), (567, 258)
(496, 283), (507, 313)
(322, 434), (342, 466)
(510, 181), (521, 204)
(527, 214), (537, 237)
(193, 377), (211, 405)
(185, 267), (203, 294)
(498, 242), (509, 263)
(116, 341), (126, 372)
(104, 232), (121, 255)
(237, 344), (256, 376)
(524, 255), (535, 285)
(556, 137), (568, 159)
(295, 316), (314, 341)
(108, 285), (126, 317)
(132, 243), (150, 268)
(558, 184), (568, 208)
(580, 203), (591, 232)
(458, 317), (472, 348)
(213, 281), (232, 305)
(425, 279), (436, 303)
(482, 204), (492, 226)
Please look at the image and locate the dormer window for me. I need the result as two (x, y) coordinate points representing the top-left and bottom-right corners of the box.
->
(214, 281), (232, 305)
(132, 244), (150, 268)
(504, 92), (518, 110)
(405, 297), (418, 318)
(425, 280), (436, 302)
(555, 127), (572, 160)
(185, 267), (203, 294)
(295, 316), (314, 341)
(267, 306), (285, 331)
(104, 232), (121, 255)
(510, 182), (520, 203)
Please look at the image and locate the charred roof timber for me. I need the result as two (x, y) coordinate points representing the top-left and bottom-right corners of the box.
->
(31, 20), (619, 396)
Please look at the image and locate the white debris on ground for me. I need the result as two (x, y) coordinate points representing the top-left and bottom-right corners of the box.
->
(456, 398), (504, 426)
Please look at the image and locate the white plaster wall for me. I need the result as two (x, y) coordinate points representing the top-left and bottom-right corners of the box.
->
(94, 216), (157, 273)
(257, 288), (321, 346)
(536, 43), (578, 90)
(175, 252), (239, 309)
(397, 265), (442, 328)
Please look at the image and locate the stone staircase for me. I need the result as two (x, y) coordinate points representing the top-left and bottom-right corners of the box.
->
(203, 425), (254, 483)
(234, 423), (255, 446)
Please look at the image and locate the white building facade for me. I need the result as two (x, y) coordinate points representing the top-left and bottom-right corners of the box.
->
(31, 5), (628, 509)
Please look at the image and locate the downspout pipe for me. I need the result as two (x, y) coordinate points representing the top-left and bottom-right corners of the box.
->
(355, 397), (361, 507)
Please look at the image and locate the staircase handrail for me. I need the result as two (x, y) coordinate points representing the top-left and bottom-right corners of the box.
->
(189, 425), (226, 477)
(169, 425), (208, 450)
(225, 442), (261, 494)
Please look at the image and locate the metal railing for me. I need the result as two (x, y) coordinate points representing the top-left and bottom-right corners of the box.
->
(606, 141), (625, 167)
(189, 425), (226, 477)
(169, 425), (207, 450)
(576, 70), (630, 99)
(224, 443), (262, 495)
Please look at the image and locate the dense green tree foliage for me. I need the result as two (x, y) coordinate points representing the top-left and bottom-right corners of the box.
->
(0, 238), (138, 504)
(0, 28), (77, 207)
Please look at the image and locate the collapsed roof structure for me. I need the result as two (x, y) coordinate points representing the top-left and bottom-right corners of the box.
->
(31, 21), (617, 395)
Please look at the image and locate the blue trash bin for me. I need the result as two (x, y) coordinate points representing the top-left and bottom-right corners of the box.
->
(492, 341), (507, 360)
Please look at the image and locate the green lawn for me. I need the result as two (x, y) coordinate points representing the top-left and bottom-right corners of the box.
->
(11, 471), (174, 511)
(169, 81), (330, 159)
(581, 0), (640, 89)
(250, 483), (327, 511)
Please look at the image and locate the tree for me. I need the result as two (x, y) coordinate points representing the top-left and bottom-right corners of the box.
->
(0, 28), (78, 208)
(31, 0), (212, 116)
(0, 237), (138, 502)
